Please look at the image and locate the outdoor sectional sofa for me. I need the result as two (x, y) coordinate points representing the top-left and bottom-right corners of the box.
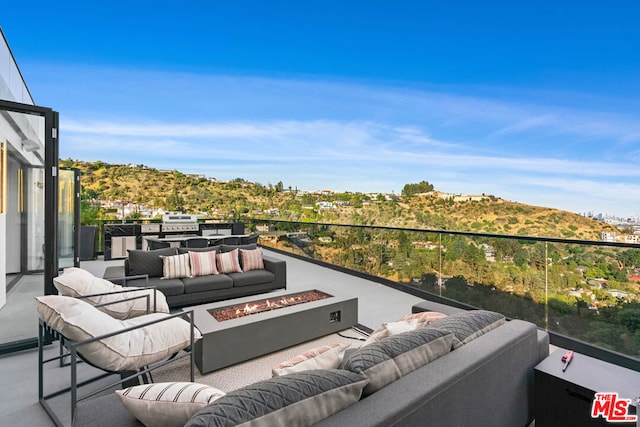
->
(103, 244), (287, 308)
(75, 304), (549, 427)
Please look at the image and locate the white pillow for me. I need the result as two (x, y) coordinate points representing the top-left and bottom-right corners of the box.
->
(361, 319), (419, 346)
(53, 267), (169, 319)
(272, 344), (350, 377)
(385, 319), (419, 334)
(35, 295), (200, 371)
(216, 249), (243, 273)
(116, 382), (225, 427)
(161, 253), (192, 279)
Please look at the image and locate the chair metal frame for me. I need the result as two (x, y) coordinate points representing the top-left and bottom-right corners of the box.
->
(38, 293), (196, 427)
(55, 283), (158, 368)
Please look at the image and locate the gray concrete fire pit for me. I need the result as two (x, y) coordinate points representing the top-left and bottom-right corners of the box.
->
(188, 289), (358, 373)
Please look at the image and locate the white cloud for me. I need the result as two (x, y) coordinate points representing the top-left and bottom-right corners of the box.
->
(36, 63), (640, 215)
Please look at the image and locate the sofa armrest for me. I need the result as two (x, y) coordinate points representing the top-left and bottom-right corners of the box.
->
(103, 267), (148, 287)
(103, 265), (127, 282)
(115, 274), (149, 287)
(262, 255), (287, 289)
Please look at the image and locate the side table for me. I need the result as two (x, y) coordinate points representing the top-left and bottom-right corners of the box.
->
(535, 348), (639, 426)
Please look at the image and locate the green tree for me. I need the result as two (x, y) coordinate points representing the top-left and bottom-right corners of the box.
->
(401, 180), (434, 196)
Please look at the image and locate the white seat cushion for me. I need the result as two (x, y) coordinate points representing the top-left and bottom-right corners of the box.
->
(35, 295), (200, 372)
(53, 267), (169, 319)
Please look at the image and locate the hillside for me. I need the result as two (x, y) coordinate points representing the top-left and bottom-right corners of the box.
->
(61, 159), (619, 240)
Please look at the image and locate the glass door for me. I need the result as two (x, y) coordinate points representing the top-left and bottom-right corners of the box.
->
(58, 168), (79, 269)
(0, 99), (58, 354)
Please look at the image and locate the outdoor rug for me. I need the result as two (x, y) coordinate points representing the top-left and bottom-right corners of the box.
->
(153, 328), (368, 392)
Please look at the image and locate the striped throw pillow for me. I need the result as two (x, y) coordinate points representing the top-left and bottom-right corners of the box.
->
(216, 248), (243, 273)
(240, 247), (265, 271)
(189, 250), (218, 276)
(116, 382), (225, 427)
(161, 253), (191, 279)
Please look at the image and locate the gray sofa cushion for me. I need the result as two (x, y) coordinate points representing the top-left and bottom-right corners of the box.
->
(177, 247), (217, 254)
(218, 243), (257, 253)
(185, 369), (368, 427)
(127, 247), (177, 277)
(341, 328), (453, 396)
(182, 275), (233, 293)
(428, 309), (506, 349)
(146, 276), (185, 297)
(229, 270), (276, 287)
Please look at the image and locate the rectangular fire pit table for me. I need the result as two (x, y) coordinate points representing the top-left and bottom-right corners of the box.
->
(188, 289), (358, 373)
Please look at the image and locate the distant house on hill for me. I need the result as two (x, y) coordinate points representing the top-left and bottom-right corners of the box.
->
(600, 232), (617, 242)
(436, 192), (490, 202)
(315, 201), (335, 210)
(256, 224), (275, 233)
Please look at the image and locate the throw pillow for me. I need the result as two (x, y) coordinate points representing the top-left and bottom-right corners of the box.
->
(240, 247), (265, 272)
(35, 295), (200, 372)
(361, 319), (420, 346)
(189, 251), (218, 277)
(185, 369), (369, 427)
(428, 310), (506, 349)
(216, 248), (242, 273)
(398, 311), (448, 327)
(116, 382), (225, 427)
(127, 247), (178, 277)
(53, 267), (170, 319)
(272, 343), (350, 377)
(161, 253), (192, 279)
(341, 327), (453, 396)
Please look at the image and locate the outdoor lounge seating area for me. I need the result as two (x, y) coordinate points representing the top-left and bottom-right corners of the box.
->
(102, 244), (287, 308)
(73, 308), (549, 427)
(18, 249), (555, 426)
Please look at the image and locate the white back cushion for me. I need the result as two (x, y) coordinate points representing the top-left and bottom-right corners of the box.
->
(53, 267), (169, 319)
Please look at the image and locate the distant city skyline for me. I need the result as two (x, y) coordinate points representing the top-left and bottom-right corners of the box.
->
(3, 2), (640, 216)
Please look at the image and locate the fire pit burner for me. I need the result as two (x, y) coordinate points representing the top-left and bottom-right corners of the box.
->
(211, 290), (332, 321)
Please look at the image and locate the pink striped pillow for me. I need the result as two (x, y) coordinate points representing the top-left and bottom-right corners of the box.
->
(216, 249), (243, 273)
(240, 248), (265, 271)
(189, 251), (218, 277)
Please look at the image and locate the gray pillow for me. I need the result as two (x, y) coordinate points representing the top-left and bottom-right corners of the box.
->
(127, 247), (177, 277)
(185, 369), (368, 427)
(341, 327), (453, 396)
(177, 246), (217, 254)
(218, 243), (257, 253)
(427, 309), (506, 349)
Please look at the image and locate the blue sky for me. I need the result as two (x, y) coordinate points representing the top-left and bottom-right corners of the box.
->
(3, 1), (640, 216)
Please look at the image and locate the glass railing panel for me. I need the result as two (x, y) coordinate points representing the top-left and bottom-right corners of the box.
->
(244, 219), (640, 363)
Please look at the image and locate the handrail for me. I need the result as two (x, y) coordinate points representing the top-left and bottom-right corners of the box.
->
(249, 218), (640, 248)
